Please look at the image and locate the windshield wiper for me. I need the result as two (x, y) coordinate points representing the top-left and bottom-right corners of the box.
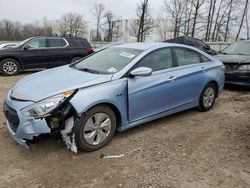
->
(78, 68), (100, 74)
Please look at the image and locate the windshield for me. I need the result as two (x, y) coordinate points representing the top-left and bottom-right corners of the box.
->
(222, 41), (250, 55)
(73, 47), (143, 74)
(15, 38), (33, 47)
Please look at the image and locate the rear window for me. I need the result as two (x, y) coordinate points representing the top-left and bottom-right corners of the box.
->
(48, 38), (67, 47)
(67, 38), (91, 48)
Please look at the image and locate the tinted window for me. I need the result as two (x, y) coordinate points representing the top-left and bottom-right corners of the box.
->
(27, 38), (46, 48)
(48, 38), (67, 47)
(67, 38), (91, 48)
(135, 48), (172, 71)
(74, 47), (142, 74)
(174, 48), (202, 66)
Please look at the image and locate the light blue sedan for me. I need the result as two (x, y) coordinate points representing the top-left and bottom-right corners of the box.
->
(3, 43), (225, 152)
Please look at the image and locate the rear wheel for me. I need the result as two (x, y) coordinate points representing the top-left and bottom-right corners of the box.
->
(0, 58), (20, 76)
(76, 105), (117, 152)
(199, 83), (217, 111)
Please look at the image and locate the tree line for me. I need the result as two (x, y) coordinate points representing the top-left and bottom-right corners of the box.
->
(158, 0), (249, 41)
(0, 0), (249, 42)
(0, 18), (53, 41)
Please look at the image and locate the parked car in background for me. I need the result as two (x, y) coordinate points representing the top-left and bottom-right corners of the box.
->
(0, 43), (19, 49)
(164, 36), (217, 56)
(216, 40), (250, 87)
(0, 36), (93, 76)
(3, 43), (225, 152)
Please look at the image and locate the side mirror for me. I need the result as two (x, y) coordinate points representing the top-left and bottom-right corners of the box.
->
(130, 67), (153, 77)
(23, 45), (30, 50)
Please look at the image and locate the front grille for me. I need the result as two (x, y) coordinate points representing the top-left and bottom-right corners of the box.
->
(3, 102), (19, 132)
(224, 63), (239, 72)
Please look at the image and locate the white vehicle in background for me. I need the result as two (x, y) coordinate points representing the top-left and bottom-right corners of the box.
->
(0, 43), (18, 49)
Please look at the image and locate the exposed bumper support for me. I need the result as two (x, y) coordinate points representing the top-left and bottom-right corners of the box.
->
(5, 121), (30, 149)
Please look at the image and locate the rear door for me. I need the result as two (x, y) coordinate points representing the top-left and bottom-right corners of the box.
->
(21, 38), (48, 68)
(171, 47), (212, 105)
(46, 38), (69, 67)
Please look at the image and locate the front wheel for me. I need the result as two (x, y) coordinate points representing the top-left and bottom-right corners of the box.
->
(199, 83), (217, 112)
(76, 105), (117, 152)
(0, 58), (20, 76)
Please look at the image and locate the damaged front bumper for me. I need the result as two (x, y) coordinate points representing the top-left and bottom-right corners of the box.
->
(3, 93), (78, 153)
(5, 120), (30, 149)
(3, 95), (51, 149)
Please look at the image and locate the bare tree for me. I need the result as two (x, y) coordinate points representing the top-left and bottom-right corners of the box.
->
(2, 19), (14, 39)
(236, 0), (249, 40)
(156, 19), (171, 41)
(133, 0), (154, 42)
(191, 0), (206, 37)
(164, 0), (186, 38)
(104, 11), (116, 41)
(58, 13), (87, 37)
(246, 4), (250, 39)
(224, 0), (234, 41)
(206, 0), (217, 41)
(112, 20), (123, 42)
(91, 3), (105, 41)
(205, 0), (213, 41)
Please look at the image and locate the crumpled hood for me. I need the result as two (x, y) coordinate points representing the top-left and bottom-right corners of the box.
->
(216, 54), (250, 64)
(11, 65), (112, 101)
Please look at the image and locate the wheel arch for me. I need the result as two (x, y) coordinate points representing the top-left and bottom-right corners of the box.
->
(0, 56), (23, 70)
(75, 101), (123, 131)
(207, 80), (219, 97)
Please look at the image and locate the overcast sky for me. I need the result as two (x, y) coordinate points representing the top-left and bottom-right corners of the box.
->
(0, 0), (164, 23)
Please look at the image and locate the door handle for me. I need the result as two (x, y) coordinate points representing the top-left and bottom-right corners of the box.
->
(168, 76), (177, 82)
(201, 67), (207, 72)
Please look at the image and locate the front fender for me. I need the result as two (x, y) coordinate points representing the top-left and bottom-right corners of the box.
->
(69, 78), (128, 129)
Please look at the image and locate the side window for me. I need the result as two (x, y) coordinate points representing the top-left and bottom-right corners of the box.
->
(27, 38), (46, 48)
(174, 48), (201, 66)
(200, 54), (211, 63)
(135, 48), (172, 71)
(48, 38), (67, 47)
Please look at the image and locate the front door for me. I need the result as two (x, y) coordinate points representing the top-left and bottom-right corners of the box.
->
(21, 38), (48, 68)
(128, 48), (181, 122)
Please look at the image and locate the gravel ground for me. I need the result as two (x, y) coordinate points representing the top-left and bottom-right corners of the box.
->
(0, 71), (250, 188)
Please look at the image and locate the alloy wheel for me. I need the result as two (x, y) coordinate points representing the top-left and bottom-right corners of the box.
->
(203, 87), (215, 108)
(2, 61), (17, 74)
(83, 113), (112, 146)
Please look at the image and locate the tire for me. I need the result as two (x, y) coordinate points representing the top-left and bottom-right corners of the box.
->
(76, 105), (117, 152)
(199, 83), (217, 112)
(71, 57), (82, 63)
(0, 58), (20, 76)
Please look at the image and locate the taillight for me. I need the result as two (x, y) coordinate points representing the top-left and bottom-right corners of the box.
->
(86, 48), (94, 54)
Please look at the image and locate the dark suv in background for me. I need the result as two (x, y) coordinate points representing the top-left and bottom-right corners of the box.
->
(0, 36), (93, 76)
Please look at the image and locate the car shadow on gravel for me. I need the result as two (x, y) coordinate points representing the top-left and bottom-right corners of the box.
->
(23, 108), (198, 153)
(115, 108), (197, 139)
(224, 85), (250, 91)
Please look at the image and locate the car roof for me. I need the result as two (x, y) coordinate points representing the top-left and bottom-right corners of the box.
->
(114, 42), (173, 50)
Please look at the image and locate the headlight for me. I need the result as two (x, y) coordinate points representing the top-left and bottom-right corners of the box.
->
(238, 64), (250, 71)
(21, 90), (75, 118)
